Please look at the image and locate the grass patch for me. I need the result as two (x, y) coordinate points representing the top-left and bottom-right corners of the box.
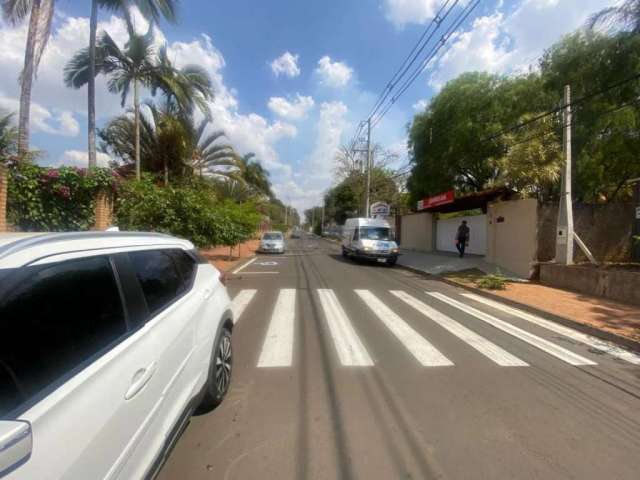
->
(475, 272), (508, 290)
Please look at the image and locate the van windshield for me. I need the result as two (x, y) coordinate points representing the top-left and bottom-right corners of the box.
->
(359, 227), (391, 241)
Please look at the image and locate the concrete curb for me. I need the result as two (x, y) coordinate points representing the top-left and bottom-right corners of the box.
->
(396, 263), (640, 354)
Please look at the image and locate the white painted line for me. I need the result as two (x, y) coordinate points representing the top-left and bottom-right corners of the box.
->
(257, 289), (296, 368)
(232, 257), (257, 274)
(461, 293), (640, 366)
(240, 271), (279, 274)
(317, 289), (374, 366)
(355, 290), (453, 367)
(391, 291), (527, 367)
(427, 292), (597, 366)
(231, 289), (257, 324)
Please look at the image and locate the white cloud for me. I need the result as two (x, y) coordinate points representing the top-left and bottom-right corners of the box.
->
(270, 51), (301, 78)
(383, 0), (443, 27)
(307, 101), (349, 179)
(0, 95), (79, 137)
(268, 94), (315, 120)
(412, 99), (429, 111)
(428, 0), (615, 88)
(315, 56), (353, 88)
(57, 150), (112, 168)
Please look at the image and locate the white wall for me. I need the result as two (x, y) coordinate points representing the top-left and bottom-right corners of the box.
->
(436, 214), (487, 255)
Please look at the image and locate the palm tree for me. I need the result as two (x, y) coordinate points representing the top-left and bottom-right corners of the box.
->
(86, 1), (178, 168)
(237, 153), (273, 198)
(189, 119), (239, 178)
(2, 0), (56, 157)
(65, 28), (212, 180)
(588, 0), (640, 33)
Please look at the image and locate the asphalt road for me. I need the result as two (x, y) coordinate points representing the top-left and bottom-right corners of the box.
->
(157, 234), (640, 480)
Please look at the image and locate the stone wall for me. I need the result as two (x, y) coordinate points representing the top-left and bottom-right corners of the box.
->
(540, 263), (640, 306)
(0, 165), (7, 232)
(538, 203), (634, 263)
(93, 191), (114, 231)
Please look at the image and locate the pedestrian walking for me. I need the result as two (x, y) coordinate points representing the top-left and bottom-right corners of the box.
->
(455, 220), (470, 257)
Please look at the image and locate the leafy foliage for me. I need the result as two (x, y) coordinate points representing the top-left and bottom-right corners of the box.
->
(7, 162), (119, 231)
(115, 175), (260, 247)
(0, 109), (17, 162)
(475, 273), (507, 290)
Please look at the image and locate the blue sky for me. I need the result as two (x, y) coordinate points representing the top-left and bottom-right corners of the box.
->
(0, 0), (616, 213)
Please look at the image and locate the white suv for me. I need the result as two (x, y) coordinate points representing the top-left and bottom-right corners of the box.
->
(0, 232), (234, 479)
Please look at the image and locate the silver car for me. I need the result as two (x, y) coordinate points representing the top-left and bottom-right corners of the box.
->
(259, 231), (285, 253)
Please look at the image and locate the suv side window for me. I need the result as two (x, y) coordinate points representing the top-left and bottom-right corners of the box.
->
(353, 228), (359, 241)
(0, 256), (126, 417)
(128, 250), (183, 315)
(168, 249), (197, 293)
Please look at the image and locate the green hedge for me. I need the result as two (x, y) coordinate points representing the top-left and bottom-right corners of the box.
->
(116, 176), (261, 248)
(7, 162), (118, 231)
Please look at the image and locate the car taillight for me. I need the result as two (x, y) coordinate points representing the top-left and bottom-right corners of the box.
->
(219, 270), (228, 286)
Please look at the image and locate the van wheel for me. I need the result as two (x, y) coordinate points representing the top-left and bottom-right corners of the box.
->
(199, 328), (232, 412)
(342, 247), (347, 257)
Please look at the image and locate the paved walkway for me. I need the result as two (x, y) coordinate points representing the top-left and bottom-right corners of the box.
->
(398, 249), (523, 279)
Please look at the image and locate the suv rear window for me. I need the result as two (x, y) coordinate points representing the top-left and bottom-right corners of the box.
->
(0, 256), (126, 417)
(129, 249), (194, 316)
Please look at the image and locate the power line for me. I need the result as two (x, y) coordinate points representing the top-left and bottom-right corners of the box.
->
(481, 72), (640, 144)
(371, 0), (481, 129)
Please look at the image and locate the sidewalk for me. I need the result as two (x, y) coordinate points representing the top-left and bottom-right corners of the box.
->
(398, 249), (523, 279)
(199, 239), (260, 272)
(398, 249), (640, 347)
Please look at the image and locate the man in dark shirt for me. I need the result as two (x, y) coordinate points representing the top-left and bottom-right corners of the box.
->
(455, 220), (470, 257)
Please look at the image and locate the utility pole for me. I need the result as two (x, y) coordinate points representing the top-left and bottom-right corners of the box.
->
(556, 85), (575, 264)
(311, 207), (315, 232)
(365, 118), (372, 218)
(556, 84), (596, 265)
(284, 204), (288, 230)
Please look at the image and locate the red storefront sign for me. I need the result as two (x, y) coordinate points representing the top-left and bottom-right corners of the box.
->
(417, 190), (454, 210)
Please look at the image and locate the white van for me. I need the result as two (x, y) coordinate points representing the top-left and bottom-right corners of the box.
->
(341, 217), (399, 266)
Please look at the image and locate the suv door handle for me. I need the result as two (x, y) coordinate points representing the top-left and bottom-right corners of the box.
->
(125, 362), (156, 400)
(203, 288), (213, 300)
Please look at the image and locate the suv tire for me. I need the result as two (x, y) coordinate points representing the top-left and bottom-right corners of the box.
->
(199, 328), (232, 411)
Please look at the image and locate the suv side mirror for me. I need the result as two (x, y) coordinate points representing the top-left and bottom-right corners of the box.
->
(0, 421), (32, 477)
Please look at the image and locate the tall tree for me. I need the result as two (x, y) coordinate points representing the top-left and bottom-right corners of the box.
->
(1, 0), (56, 157)
(0, 110), (18, 161)
(86, 0), (178, 168)
(65, 28), (212, 180)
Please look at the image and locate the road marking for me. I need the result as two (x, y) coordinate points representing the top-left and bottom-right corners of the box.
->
(461, 293), (640, 366)
(232, 257), (256, 274)
(317, 289), (374, 366)
(240, 271), (279, 275)
(257, 289), (296, 368)
(391, 291), (527, 367)
(257, 261), (278, 266)
(231, 289), (257, 324)
(427, 292), (597, 366)
(355, 290), (453, 367)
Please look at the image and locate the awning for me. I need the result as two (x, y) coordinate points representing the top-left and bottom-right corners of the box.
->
(419, 187), (514, 214)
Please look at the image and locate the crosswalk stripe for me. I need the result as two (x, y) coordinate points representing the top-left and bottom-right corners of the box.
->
(257, 289), (296, 368)
(231, 289), (257, 324)
(391, 291), (528, 367)
(317, 289), (374, 366)
(461, 293), (640, 366)
(427, 292), (597, 366)
(355, 290), (453, 367)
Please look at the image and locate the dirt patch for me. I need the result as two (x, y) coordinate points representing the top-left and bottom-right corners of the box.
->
(200, 239), (260, 272)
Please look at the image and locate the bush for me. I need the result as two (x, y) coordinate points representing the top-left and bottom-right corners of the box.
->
(475, 273), (508, 290)
(116, 175), (260, 248)
(7, 162), (118, 231)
